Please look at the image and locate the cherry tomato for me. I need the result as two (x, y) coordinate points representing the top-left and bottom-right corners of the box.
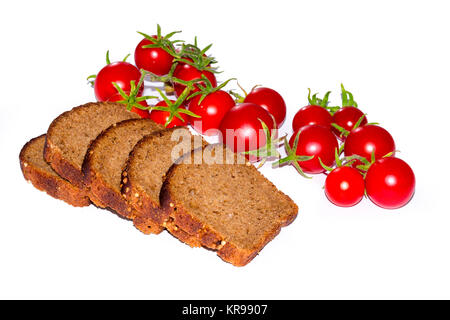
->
(219, 103), (274, 154)
(344, 125), (395, 162)
(173, 60), (217, 98)
(324, 166), (365, 207)
(365, 157), (415, 209)
(149, 100), (189, 128)
(107, 93), (150, 119)
(244, 87), (286, 127)
(188, 91), (235, 136)
(332, 106), (367, 141)
(292, 105), (332, 132)
(94, 61), (141, 102)
(134, 37), (174, 76)
(290, 125), (339, 174)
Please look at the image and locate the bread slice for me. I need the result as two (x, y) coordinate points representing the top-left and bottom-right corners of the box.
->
(82, 119), (164, 224)
(160, 144), (298, 266)
(44, 102), (139, 191)
(122, 127), (206, 234)
(20, 135), (90, 207)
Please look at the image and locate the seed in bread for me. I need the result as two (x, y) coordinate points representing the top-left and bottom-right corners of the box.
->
(20, 135), (90, 207)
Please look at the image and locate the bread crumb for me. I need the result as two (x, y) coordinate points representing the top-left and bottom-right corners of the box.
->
(169, 202), (175, 208)
(134, 193), (139, 198)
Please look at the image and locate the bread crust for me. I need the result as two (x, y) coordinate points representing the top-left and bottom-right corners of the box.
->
(122, 129), (205, 236)
(83, 154), (162, 235)
(122, 129), (175, 234)
(44, 102), (139, 190)
(83, 155), (132, 216)
(158, 147), (299, 267)
(161, 182), (297, 266)
(44, 136), (86, 189)
(122, 177), (165, 234)
(122, 148), (169, 223)
(20, 135), (90, 207)
(82, 119), (164, 234)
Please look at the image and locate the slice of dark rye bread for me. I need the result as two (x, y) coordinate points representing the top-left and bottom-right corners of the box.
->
(20, 135), (90, 207)
(44, 102), (139, 192)
(82, 119), (164, 224)
(159, 145), (299, 267)
(122, 127), (206, 235)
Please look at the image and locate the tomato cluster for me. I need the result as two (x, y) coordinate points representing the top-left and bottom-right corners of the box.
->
(88, 25), (286, 144)
(277, 85), (415, 209)
(87, 26), (415, 210)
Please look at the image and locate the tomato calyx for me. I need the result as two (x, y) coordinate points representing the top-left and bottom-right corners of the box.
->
(240, 118), (285, 168)
(144, 63), (205, 87)
(340, 83), (359, 108)
(331, 113), (368, 138)
(228, 83), (260, 103)
(87, 50), (132, 86)
(111, 71), (157, 112)
(87, 74), (97, 87)
(354, 150), (397, 174)
(272, 129), (315, 179)
(318, 148), (365, 173)
(187, 75), (236, 103)
(137, 24), (183, 58)
(306, 89), (340, 114)
(175, 36), (219, 73)
(151, 82), (200, 127)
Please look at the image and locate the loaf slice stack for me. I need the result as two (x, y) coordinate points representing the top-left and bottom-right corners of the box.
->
(122, 127), (206, 234)
(82, 119), (163, 226)
(21, 101), (299, 266)
(20, 135), (90, 207)
(44, 102), (140, 192)
(160, 144), (298, 266)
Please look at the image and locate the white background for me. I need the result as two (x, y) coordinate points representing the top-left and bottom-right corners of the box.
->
(1, 0), (449, 299)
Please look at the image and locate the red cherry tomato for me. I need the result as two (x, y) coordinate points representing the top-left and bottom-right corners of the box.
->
(149, 100), (189, 128)
(344, 125), (395, 163)
(107, 93), (150, 119)
(188, 91), (235, 136)
(292, 105), (332, 132)
(134, 37), (174, 76)
(332, 106), (368, 141)
(324, 166), (365, 207)
(219, 103), (274, 154)
(173, 60), (217, 98)
(365, 157), (415, 209)
(94, 62), (141, 102)
(244, 87), (286, 127)
(290, 125), (339, 174)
